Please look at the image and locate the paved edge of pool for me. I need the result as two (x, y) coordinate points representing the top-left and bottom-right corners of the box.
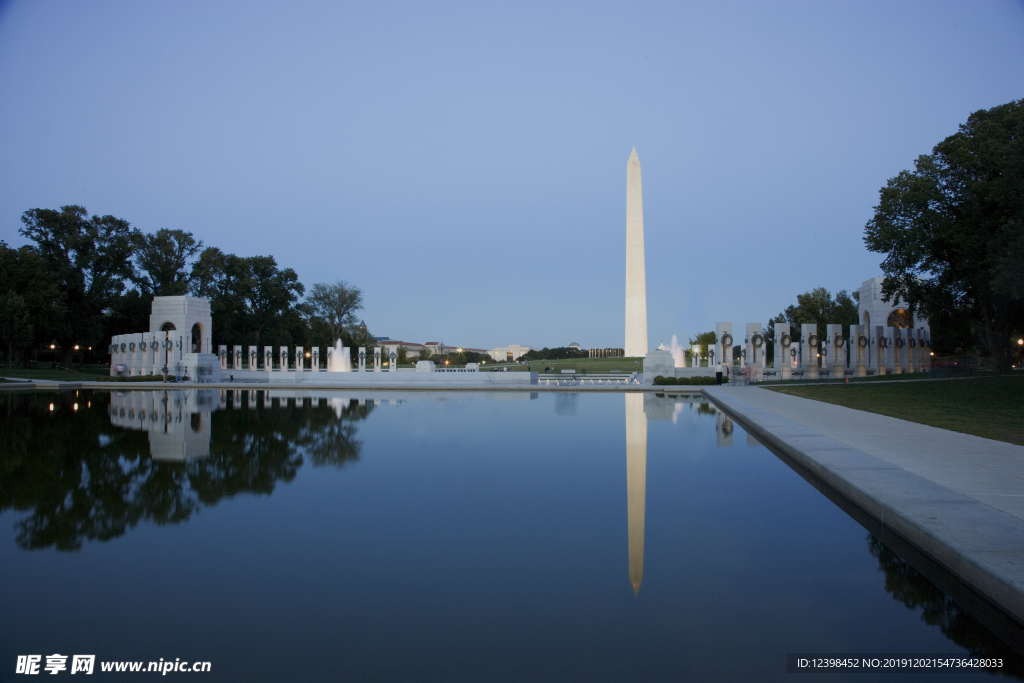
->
(701, 385), (1024, 629)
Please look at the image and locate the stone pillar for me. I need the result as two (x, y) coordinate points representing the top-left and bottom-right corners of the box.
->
(691, 345), (701, 368)
(827, 323), (845, 378)
(873, 326), (886, 375)
(373, 347), (382, 372)
(218, 345), (228, 369)
(715, 322), (733, 371)
(388, 347), (398, 370)
(264, 347), (273, 371)
(277, 347), (287, 371)
(746, 323), (764, 382)
(888, 326), (902, 375)
(774, 323), (792, 380)
(295, 346), (304, 371)
(852, 324), (867, 377)
(233, 345), (242, 371)
(358, 347), (366, 371)
(248, 345), (258, 370)
(919, 328), (930, 372)
(326, 347), (334, 370)
(312, 347), (320, 371)
(801, 323), (819, 379)
(909, 327), (917, 370)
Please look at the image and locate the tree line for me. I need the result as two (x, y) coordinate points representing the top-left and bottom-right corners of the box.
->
(1, 205), (368, 365)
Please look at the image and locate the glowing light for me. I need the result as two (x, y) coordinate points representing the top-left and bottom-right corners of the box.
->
(73, 402), (79, 411)
(49, 344), (56, 350)
(930, 351), (935, 357)
(48, 403), (55, 412)
(304, 351), (312, 358)
(73, 344), (80, 351)
(1018, 338), (1023, 346)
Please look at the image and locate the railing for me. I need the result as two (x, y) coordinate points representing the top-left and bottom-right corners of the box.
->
(538, 373), (638, 385)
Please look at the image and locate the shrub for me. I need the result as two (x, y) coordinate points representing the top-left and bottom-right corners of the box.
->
(653, 375), (721, 385)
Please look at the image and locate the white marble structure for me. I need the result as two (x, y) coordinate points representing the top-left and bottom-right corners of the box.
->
(826, 323), (845, 378)
(109, 296), (220, 381)
(851, 324), (867, 377)
(373, 347), (382, 372)
(265, 347), (273, 371)
(487, 344), (532, 362)
(248, 345), (258, 370)
(218, 345), (228, 369)
(358, 347), (367, 371)
(312, 347), (320, 371)
(801, 323), (819, 379)
(641, 349), (675, 382)
(295, 346), (304, 371)
(388, 347), (398, 370)
(624, 147), (648, 358)
(745, 323), (765, 380)
(774, 322), (793, 379)
(715, 322), (734, 368)
(279, 346), (288, 372)
(233, 345), (242, 370)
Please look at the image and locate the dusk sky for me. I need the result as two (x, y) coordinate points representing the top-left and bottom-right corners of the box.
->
(1, 0), (1022, 350)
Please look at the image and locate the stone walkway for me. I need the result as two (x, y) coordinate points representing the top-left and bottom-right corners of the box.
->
(704, 384), (1024, 626)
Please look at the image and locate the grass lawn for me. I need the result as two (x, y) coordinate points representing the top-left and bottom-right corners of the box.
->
(485, 357), (643, 374)
(767, 375), (1024, 445)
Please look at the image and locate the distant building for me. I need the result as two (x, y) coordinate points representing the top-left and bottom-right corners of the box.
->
(588, 347), (624, 358)
(381, 340), (427, 359)
(488, 344), (532, 362)
(567, 342), (582, 350)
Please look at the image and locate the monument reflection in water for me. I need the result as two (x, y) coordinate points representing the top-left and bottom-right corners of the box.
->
(1, 389), (1021, 681)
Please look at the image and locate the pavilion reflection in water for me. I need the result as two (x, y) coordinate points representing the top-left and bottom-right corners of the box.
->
(108, 389), (219, 461)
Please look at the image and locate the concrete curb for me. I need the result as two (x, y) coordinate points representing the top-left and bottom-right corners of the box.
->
(702, 386), (1024, 628)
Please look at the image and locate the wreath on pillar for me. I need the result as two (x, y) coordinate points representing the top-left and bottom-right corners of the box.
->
(781, 334), (791, 347)
(789, 347), (797, 358)
(751, 333), (764, 348)
(909, 338), (917, 348)
(164, 340), (172, 351)
(858, 336), (868, 348)
(879, 337), (889, 349)
(120, 343), (127, 352)
(139, 342), (146, 351)
(807, 333), (819, 348)
(895, 337), (904, 348)
(721, 333), (733, 347)
(834, 334), (845, 348)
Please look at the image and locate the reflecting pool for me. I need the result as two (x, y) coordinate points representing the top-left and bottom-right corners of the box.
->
(1, 389), (1021, 681)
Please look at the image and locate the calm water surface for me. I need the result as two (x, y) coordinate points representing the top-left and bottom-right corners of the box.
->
(1, 389), (1021, 682)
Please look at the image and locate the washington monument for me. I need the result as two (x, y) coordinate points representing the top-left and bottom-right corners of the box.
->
(625, 147), (648, 358)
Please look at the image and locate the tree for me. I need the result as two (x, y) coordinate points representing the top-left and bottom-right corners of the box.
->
(189, 249), (304, 345)
(780, 287), (859, 342)
(307, 281), (363, 343)
(864, 99), (1024, 372)
(0, 242), (65, 364)
(19, 206), (137, 364)
(133, 228), (202, 296)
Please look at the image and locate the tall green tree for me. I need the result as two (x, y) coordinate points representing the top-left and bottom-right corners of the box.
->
(778, 287), (859, 342)
(0, 242), (65, 364)
(133, 228), (202, 296)
(19, 206), (137, 364)
(189, 248), (304, 344)
(307, 281), (363, 343)
(864, 99), (1024, 372)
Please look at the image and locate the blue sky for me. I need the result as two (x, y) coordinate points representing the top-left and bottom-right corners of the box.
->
(1, 0), (1022, 349)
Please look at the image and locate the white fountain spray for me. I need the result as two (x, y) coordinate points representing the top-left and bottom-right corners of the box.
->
(669, 334), (686, 368)
(328, 339), (353, 372)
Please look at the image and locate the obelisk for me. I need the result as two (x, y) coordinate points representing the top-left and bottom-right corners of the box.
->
(625, 147), (648, 358)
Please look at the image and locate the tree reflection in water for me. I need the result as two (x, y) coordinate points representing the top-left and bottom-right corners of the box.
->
(868, 535), (1024, 674)
(0, 390), (372, 551)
